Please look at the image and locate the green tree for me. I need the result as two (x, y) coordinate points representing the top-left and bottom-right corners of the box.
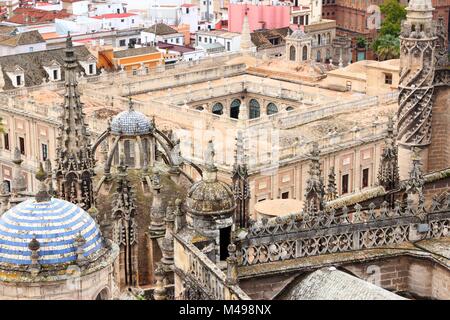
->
(372, 0), (406, 60)
(356, 36), (368, 48)
(374, 34), (400, 60)
(379, 0), (407, 37)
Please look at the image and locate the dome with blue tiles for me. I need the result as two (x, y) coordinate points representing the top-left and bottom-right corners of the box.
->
(110, 99), (152, 136)
(0, 198), (103, 266)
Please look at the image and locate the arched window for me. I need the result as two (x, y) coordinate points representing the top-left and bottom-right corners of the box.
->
(289, 45), (296, 61)
(230, 99), (241, 119)
(195, 106), (204, 111)
(302, 46), (308, 61)
(318, 34), (321, 45)
(249, 99), (260, 119)
(316, 50), (321, 62)
(286, 106), (294, 111)
(266, 103), (278, 115)
(124, 140), (135, 167)
(212, 102), (224, 115)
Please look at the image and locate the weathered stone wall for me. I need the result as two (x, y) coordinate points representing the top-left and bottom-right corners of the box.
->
(238, 273), (296, 299)
(342, 256), (450, 299)
(423, 175), (450, 207)
(0, 264), (116, 300)
(428, 87), (450, 172)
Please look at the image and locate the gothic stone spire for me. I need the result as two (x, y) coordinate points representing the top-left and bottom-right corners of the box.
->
(378, 117), (400, 191)
(324, 166), (337, 202)
(55, 33), (95, 211)
(232, 131), (250, 228)
(304, 142), (325, 213)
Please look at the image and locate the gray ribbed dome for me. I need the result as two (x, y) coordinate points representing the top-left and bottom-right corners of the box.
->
(185, 140), (236, 216)
(186, 179), (236, 216)
(110, 109), (152, 135)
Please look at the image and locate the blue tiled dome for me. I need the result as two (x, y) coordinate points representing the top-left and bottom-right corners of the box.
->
(0, 198), (103, 266)
(110, 109), (152, 135)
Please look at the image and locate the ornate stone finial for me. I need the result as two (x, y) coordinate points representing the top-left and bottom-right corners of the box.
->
(74, 233), (87, 266)
(160, 201), (175, 271)
(11, 147), (26, 195)
(226, 243), (238, 285)
(303, 142), (325, 213)
(153, 263), (167, 300)
(401, 149), (426, 219)
(405, 148), (424, 193)
(232, 131), (250, 228)
(28, 236), (40, 276)
(174, 198), (184, 232)
(150, 169), (162, 191)
(35, 163), (51, 203)
(169, 133), (182, 168)
(0, 180), (11, 215)
(128, 97), (134, 112)
(205, 140), (217, 173)
(378, 116), (400, 191)
(324, 167), (337, 201)
(149, 169), (165, 238)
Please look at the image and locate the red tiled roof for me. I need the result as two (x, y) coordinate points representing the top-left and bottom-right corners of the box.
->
(157, 41), (195, 53)
(92, 13), (137, 19)
(7, 8), (71, 25)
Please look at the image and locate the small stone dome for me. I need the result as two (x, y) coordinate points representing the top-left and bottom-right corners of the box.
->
(185, 140), (236, 216)
(186, 178), (236, 216)
(110, 99), (152, 135)
(0, 198), (103, 266)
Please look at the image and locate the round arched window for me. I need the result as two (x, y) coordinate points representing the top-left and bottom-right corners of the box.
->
(249, 99), (261, 119)
(230, 99), (241, 119)
(212, 102), (224, 115)
(266, 103), (278, 115)
(289, 45), (296, 61)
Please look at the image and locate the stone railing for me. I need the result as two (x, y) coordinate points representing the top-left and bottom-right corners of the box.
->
(279, 121), (386, 157)
(0, 95), (60, 125)
(158, 79), (322, 108)
(237, 195), (450, 266)
(174, 235), (251, 300)
(276, 95), (379, 129)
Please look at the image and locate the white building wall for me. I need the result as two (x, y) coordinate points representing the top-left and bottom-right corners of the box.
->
(140, 31), (183, 45)
(196, 34), (241, 52)
(182, 49), (205, 62)
(0, 43), (47, 57)
(180, 6), (199, 33)
(72, 0), (89, 15)
(90, 2), (128, 16)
